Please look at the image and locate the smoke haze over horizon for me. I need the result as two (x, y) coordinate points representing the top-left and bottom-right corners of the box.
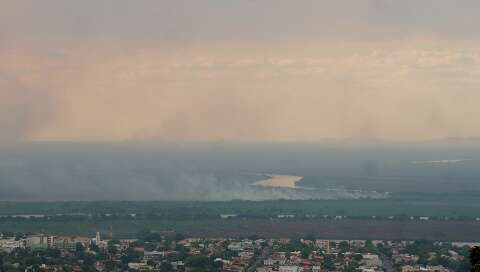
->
(1, 0), (480, 144)
(0, 142), (479, 201)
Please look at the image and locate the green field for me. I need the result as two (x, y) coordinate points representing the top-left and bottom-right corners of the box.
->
(1, 194), (480, 240)
(1, 192), (480, 219)
(1, 218), (480, 241)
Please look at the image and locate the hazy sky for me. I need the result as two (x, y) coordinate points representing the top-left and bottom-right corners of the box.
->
(1, 0), (480, 143)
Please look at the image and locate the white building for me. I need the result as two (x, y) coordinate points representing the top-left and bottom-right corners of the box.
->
(0, 238), (23, 252)
(277, 214), (295, 219)
(220, 214), (238, 219)
(279, 266), (301, 272)
(362, 254), (382, 267)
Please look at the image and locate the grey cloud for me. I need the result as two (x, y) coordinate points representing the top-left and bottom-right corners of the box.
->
(2, 0), (480, 48)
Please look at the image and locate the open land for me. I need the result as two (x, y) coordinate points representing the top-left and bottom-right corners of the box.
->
(1, 218), (480, 241)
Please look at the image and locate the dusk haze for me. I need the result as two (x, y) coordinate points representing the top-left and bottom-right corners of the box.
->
(1, 1), (480, 271)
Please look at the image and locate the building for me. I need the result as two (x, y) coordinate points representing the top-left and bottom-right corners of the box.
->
(362, 254), (382, 268)
(0, 238), (23, 252)
(220, 214), (238, 219)
(401, 265), (450, 272)
(128, 262), (157, 271)
(55, 236), (77, 251)
(277, 214), (295, 219)
(279, 266), (301, 272)
(28, 235), (55, 250)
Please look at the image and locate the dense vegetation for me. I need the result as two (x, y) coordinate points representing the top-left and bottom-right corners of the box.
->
(1, 193), (480, 220)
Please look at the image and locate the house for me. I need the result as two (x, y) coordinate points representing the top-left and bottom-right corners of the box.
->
(277, 214), (295, 219)
(362, 254), (382, 268)
(401, 265), (450, 272)
(220, 214), (238, 219)
(128, 262), (157, 271)
(279, 266), (301, 272)
(228, 242), (244, 251)
(393, 254), (419, 264)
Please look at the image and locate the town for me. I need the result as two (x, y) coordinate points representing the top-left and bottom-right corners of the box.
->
(0, 230), (476, 272)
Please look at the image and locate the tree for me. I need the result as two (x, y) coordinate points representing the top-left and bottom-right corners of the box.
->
(45, 248), (61, 258)
(323, 255), (335, 271)
(3, 231), (14, 237)
(175, 244), (189, 260)
(121, 248), (142, 264)
(301, 246), (313, 259)
(471, 246), (480, 272)
(144, 242), (157, 251)
(75, 242), (85, 253)
(107, 243), (118, 254)
(365, 240), (376, 252)
(14, 233), (25, 241)
(160, 261), (173, 271)
(104, 260), (115, 271)
(339, 241), (350, 253)
(185, 256), (210, 268)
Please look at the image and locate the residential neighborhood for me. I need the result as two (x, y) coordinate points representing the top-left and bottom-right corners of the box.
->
(0, 230), (475, 272)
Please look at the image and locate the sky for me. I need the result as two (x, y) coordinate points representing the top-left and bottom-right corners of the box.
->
(1, 0), (480, 144)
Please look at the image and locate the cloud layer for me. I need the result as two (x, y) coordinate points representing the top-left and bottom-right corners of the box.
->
(1, 0), (480, 143)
